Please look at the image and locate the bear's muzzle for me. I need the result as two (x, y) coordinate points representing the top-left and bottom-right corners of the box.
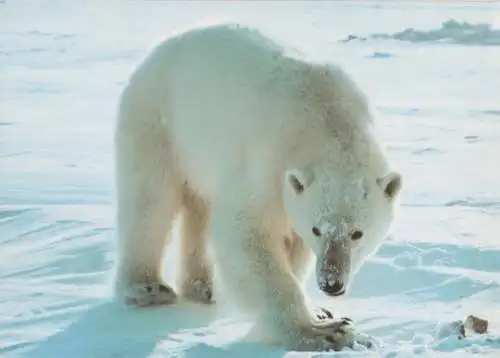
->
(316, 237), (351, 297)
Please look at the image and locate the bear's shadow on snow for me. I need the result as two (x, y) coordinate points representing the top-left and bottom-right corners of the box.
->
(26, 300), (217, 357)
(27, 299), (288, 358)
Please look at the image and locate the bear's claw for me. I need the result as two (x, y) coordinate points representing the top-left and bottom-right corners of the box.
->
(124, 282), (178, 307)
(180, 278), (214, 304)
(314, 308), (353, 328)
(315, 307), (334, 320)
(293, 317), (374, 352)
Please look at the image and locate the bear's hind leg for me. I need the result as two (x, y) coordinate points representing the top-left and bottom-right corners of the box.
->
(176, 187), (214, 304)
(114, 94), (182, 307)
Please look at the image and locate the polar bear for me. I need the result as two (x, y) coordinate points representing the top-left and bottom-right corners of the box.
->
(113, 23), (402, 352)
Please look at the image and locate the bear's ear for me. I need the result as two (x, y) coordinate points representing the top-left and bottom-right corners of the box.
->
(285, 168), (313, 195)
(377, 172), (402, 199)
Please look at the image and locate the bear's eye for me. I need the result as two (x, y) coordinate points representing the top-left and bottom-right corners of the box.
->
(312, 227), (322, 237)
(351, 230), (363, 240)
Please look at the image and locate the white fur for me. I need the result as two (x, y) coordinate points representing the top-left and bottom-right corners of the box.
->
(113, 23), (402, 351)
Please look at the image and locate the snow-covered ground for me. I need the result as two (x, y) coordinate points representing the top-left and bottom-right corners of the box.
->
(1, 1), (500, 356)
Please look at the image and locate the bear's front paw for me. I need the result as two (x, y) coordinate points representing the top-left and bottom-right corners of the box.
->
(180, 278), (214, 304)
(293, 317), (374, 352)
(123, 282), (178, 307)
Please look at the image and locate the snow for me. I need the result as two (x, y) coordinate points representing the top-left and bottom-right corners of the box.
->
(1, 0), (500, 356)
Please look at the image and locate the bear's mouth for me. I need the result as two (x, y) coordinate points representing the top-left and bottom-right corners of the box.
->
(318, 279), (346, 297)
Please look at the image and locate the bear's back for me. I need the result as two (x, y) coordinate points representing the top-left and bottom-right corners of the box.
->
(161, 25), (319, 186)
(127, 23), (378, 200)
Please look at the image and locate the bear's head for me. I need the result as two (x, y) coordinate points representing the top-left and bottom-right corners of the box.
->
(283, 165), (402, 297)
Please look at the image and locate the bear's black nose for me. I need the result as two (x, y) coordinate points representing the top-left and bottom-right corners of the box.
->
(320, 281), (345, 296)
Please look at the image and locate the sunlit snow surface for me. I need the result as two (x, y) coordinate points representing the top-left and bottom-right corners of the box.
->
(1, 1), (500, 357)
